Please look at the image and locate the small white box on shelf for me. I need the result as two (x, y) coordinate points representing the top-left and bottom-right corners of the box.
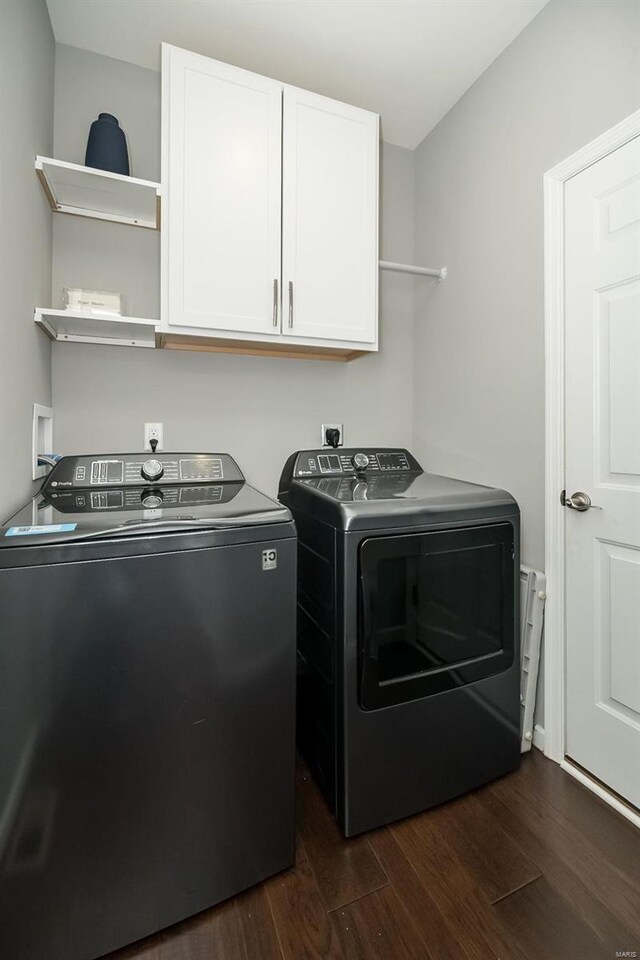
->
(63, 287), (123, 316)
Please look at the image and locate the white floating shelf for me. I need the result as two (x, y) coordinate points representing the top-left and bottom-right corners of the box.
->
(379, 259), (447, 280)
(35, 156), (161, 230)
(35, 309), (157, 348)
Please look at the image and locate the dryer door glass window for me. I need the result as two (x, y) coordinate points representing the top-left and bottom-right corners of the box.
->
(358, 523), (515, 710)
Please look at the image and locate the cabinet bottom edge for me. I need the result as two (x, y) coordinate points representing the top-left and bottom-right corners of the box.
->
(156, 333), (371, 362)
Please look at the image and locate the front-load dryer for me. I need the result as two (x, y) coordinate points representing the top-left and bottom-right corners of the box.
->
(279, 447), (520, 836)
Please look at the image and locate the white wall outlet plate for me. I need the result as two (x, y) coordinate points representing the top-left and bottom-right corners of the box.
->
(321, 423), (344, 447)
(32, 404), (54, 480)
(144, 422), (164, 451)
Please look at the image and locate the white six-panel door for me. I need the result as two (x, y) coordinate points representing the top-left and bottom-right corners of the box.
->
(163, 45), (282, 334)
(282, 87), (378, 344)
(565, 136), (640, 809)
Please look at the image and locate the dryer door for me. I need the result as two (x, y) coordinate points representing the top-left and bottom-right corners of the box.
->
(358, 523), (516, 710)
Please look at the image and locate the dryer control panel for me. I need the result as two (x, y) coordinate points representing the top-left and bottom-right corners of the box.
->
(286, 448), (422, 480)
(42, 453), (245, 490)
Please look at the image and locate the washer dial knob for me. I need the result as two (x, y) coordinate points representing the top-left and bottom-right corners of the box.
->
(352, 453), (370, 472)
(141, 459), (164, 482)
(142, 490), (163, 508)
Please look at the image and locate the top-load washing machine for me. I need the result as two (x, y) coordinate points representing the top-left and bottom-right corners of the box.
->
(0, 451), (297, 960)
(279, 447), (520, 836)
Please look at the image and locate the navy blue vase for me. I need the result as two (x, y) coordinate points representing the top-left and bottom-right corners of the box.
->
(85, 113), (130, 176)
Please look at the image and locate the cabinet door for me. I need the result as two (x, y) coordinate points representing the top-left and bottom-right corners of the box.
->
(163, 45), (282, 334)
(282, 87), (378, 345)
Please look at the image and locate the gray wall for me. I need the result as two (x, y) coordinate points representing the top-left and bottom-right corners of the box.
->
(51, 45), (415, 495)
(0, 0), (54, 521)
(412, 0), (640, 573)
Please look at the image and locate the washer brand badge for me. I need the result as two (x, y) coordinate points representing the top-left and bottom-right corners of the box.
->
(262, 548), (277, 571)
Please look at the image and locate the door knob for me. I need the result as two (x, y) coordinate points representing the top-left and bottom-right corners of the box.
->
(562, 490), (592, 511)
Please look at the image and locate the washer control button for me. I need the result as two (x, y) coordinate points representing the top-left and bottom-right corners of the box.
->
(141, 459), (164, 482)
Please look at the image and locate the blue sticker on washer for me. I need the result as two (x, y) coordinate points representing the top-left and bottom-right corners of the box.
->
(5, 523), (77, 536)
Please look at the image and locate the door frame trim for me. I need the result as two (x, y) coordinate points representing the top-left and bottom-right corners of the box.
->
(561, 760), (640, 830)
(543, 110), (640, 772)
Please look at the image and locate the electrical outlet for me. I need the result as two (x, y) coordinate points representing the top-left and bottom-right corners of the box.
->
(144, 422), (164, 451)
(321, 423), (343, 447)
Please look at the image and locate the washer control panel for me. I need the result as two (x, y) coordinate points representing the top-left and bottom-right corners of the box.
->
(291, 448), (420, 479)
(43, 483), (242, 513)
(43, 453), (245, 490)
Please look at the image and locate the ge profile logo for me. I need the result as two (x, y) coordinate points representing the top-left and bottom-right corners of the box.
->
(262, 549), (277, 571)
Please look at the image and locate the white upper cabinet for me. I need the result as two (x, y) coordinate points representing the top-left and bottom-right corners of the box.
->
(162, 45), (282, 335)
(161, 44), (379, 356)
(282, 87), (378, 345)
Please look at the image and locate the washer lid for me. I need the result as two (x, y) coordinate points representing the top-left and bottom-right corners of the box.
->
(286, 471), (519, 531)
(0, 482), (292, 547)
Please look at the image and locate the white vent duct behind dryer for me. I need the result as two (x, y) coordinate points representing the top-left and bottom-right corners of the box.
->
(520, 565), (546, 752)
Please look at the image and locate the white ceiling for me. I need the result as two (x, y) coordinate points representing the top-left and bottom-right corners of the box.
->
(46, 0), (548, 149)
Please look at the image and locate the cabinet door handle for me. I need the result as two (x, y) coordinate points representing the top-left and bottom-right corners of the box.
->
(272, 278), (279, 327)
(288, 281), (293, 328)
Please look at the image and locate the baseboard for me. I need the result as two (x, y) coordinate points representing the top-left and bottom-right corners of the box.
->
(532, 723), (545, 752)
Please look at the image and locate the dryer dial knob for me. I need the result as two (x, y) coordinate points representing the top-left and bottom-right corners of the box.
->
(141, 459), (164, 482)
(353, 453), (370, 471)
(352, 479), (369, 500)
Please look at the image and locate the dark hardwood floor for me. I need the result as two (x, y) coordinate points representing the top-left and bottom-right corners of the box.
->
(107, 750), (640, 960)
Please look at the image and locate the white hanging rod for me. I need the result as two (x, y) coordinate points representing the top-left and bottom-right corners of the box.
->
(379, 260), (447, 281)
